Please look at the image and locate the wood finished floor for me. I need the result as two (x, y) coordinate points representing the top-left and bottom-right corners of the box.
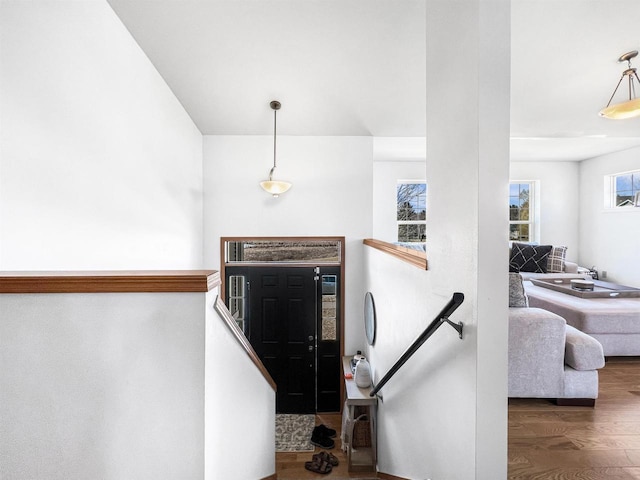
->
(278, 358), (640, 479)
(276, 413), (377, 479)
(509, 357), (640, 480)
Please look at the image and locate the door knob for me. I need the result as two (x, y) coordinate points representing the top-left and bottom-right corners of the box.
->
(308, 335), (314, 342)
(308, 345), (314, 352)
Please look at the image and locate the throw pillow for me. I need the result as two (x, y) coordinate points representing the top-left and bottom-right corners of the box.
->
(509, 242), (553, 273)
(508, 273), (528, 307)
(547, 245), (567, 273)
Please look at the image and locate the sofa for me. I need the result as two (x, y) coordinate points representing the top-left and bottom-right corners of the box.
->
(509, 242), (591, 281)
(508, 273), (605, 406)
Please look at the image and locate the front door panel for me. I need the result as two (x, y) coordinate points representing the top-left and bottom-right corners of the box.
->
(250, 267), (316, 413)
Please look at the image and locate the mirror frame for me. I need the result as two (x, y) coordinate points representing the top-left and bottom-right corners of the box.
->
(364, 291), (376, 345)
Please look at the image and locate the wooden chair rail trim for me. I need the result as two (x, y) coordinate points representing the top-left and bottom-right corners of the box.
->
(213, 295), (277, 392)
(0, 270), (221, 293)
(363, 238), (428, 270)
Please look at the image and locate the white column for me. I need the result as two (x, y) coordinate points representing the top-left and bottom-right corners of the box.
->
(425, 1), (510, 479)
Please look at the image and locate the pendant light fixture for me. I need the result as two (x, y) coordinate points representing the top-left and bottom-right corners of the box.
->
(260, 100), (292, 197)
(599, 51), (640, 119)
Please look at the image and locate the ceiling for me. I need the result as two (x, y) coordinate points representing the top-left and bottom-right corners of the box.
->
(107, 0), (640, 161)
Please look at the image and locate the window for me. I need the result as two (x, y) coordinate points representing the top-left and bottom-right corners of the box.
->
(397, 182), (426, 242)
(321, 275), (337, 341)
(228, 275), (247, 333)
(225, 239), (341, 263)
(609, 170), (640, 208)
(509, 182), (533, 242)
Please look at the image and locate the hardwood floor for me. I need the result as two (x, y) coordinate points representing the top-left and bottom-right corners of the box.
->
(276, 413), (377, 479)
(278, 358), (640, 479)
(509, 357), (640, 479)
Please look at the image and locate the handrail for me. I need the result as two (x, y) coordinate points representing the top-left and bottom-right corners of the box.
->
(213, 295), (277, 391)
(369, 292), (464, 397)
(0, 270), (221, 293)
(363, 238), (427, 270)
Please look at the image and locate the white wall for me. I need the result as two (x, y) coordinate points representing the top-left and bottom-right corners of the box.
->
(0, 292), (207, 480)
(510, 161), (580, 260)
(205, 294), (275, 480)
(1, 288), (277, 480)
(373, 160), (425, 243)
(0, 0), (204, 270)
(579, 148), (640, 286)
(365, 1), (510, 478)
(203, 135), (373, 353)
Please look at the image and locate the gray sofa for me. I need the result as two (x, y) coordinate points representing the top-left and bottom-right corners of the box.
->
(517, 260), (589, 281)
(509, 242), (591, 281)
(508, 273), (605, 406)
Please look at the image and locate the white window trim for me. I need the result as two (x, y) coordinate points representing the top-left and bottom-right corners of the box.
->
(509, 180), (539, 244)
(604, 169), (640, 211)
(397, 180), (427, 243)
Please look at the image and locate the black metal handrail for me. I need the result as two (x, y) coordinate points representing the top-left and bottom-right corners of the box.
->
(369, 292), (465, 397)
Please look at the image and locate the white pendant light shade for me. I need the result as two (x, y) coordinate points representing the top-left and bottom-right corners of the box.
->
(260, 175), (292, 197)
(260, 100), (292, 197)
(599, 51), (640, 119)
(599, 97), (640, 119)
(259, 181), (292, 197)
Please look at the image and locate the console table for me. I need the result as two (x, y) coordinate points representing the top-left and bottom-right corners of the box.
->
(341, 356), (377, 472)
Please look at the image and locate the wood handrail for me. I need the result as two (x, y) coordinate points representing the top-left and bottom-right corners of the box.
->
(213, 295), (277, 392)
(363, 238), (428, 270)
(0, 270), (221, 293)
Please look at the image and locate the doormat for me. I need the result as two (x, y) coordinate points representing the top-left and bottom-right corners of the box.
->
(275, 414), (315, 452)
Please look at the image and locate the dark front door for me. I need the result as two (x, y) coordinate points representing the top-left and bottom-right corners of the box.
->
(249, 267), (317, 413)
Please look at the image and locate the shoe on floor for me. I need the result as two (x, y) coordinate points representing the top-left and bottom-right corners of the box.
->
(310, 433), (335, 449)
(313, 424), (337, 438)
(313, 450), (339, 466)
(304, 458), (332, 474)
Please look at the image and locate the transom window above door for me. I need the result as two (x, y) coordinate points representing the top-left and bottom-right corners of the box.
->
(224, 238), (342, 264)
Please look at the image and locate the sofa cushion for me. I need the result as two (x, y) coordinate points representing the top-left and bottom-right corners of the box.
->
(508, 307), (566, 398)
(509, 242), (553, 273)
(564, 325), (605, 371)
(509, 273), (528, 307)
(547, 245), (567, 273)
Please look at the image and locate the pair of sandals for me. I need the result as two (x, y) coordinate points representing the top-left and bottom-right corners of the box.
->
(304, 451), (339, 474)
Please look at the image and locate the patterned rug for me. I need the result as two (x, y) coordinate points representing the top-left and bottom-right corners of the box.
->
(275, 414), (315, 452)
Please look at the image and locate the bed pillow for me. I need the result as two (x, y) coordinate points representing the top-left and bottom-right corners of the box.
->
(547, 245), (567, 273)
(509, 273), (529, 307)
(509, 242), (553, 273)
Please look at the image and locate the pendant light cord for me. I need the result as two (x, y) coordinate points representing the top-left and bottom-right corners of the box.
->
(273, 107), (277, 169)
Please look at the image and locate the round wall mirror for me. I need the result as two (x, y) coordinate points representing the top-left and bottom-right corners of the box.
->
(364, 292), (376, 345)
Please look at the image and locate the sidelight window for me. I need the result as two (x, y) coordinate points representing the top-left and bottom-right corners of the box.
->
(228, 275), (247, 333)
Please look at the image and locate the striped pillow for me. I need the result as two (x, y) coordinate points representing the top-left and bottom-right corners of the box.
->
(547, 245), (567, 273)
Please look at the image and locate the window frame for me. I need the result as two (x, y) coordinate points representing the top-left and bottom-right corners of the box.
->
(509, 181), (536, 243)
(396, 180), (427, 243)
(606, 169), (640, 210)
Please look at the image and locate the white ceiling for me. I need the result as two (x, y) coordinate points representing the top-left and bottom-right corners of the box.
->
(107, 0), (640, 161)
